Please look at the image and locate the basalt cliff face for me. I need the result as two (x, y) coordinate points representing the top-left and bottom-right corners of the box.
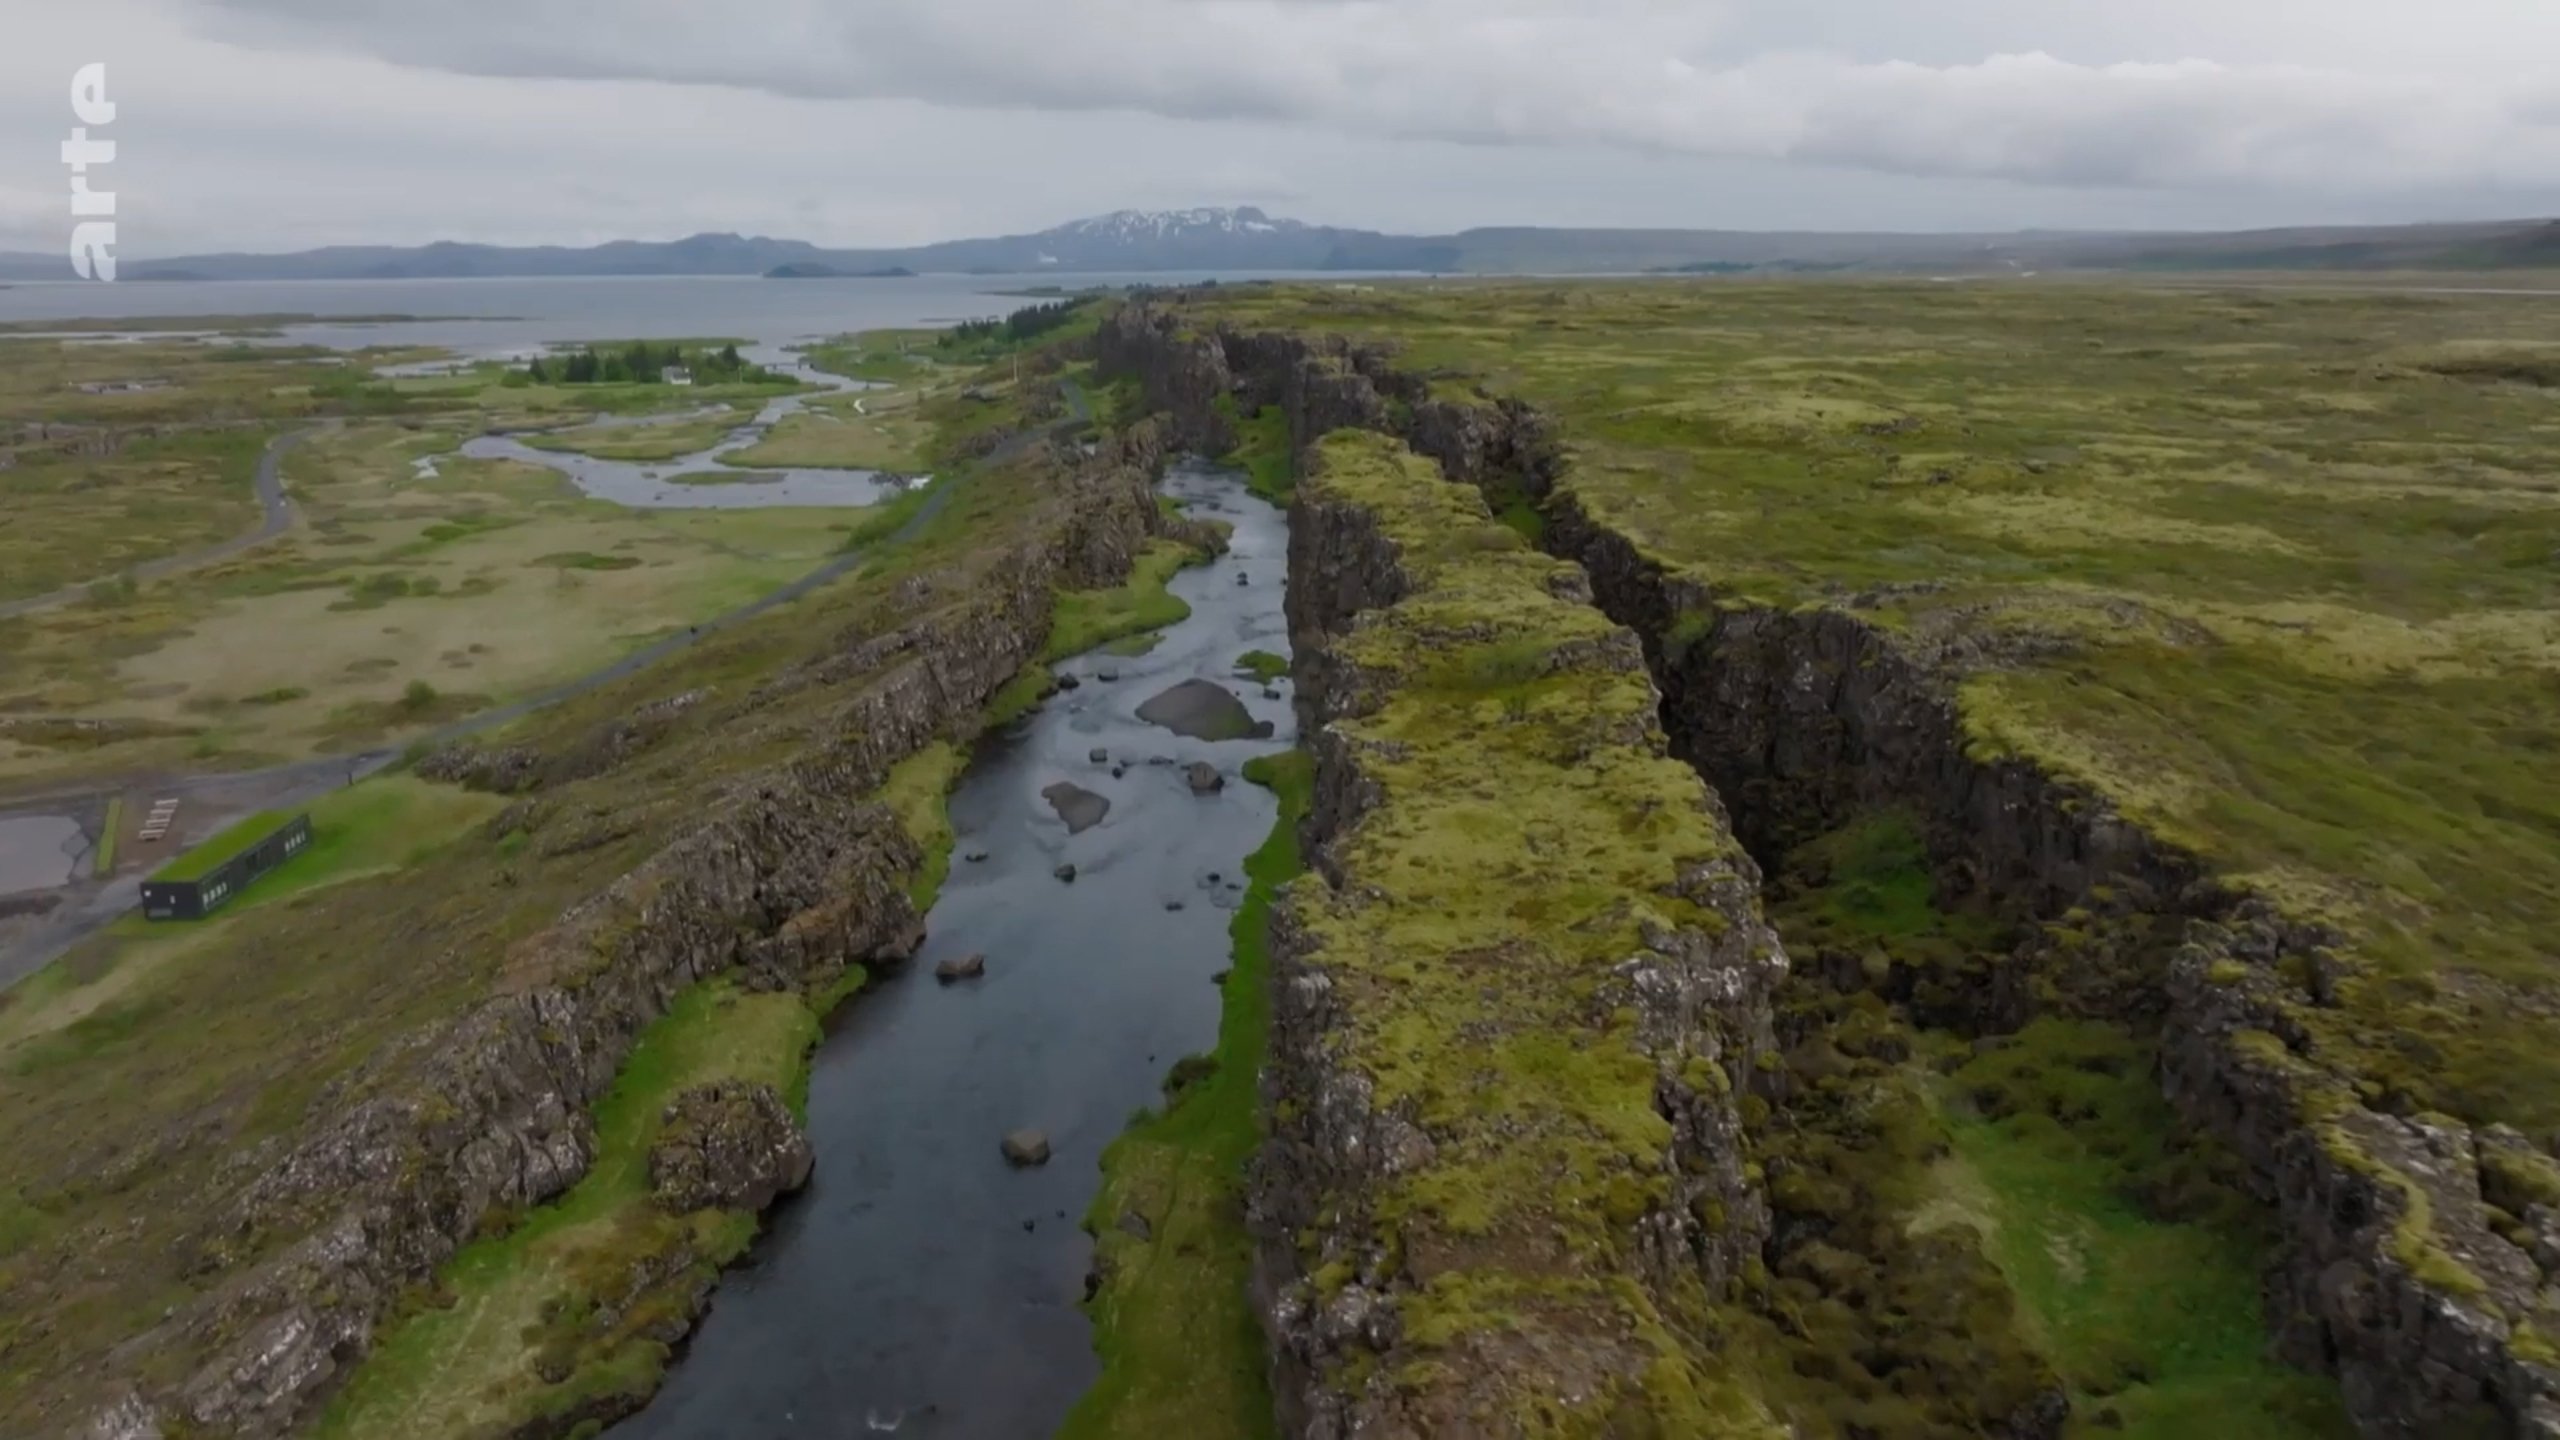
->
(1099, 300), (2560, 1437)
(1255, 429), (1789, 1434)
(77, 428), (1182, 1440)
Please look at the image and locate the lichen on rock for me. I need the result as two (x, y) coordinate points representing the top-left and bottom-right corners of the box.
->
(646, 1081), (814, 1215)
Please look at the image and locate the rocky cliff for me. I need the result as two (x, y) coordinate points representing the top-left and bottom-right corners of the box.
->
(1101, 298), (2560, 1437)
(79, 427), (1182, 1439)
(1254, 427), (1789, 1434)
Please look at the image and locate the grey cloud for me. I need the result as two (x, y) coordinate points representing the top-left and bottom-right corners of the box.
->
(186, 0), (2560, 193)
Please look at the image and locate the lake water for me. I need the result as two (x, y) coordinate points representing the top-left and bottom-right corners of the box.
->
(0, 271), (1367, 357)
(607, 460), (1292, 1440)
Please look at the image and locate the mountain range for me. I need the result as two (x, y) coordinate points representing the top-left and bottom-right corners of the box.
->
(3, 207), (2556, 282)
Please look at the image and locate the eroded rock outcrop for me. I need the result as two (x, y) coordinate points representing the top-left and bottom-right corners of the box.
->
(1103, 296), (2560, 1437)
(1253, 428), (1789, 1435)
(648, 1081), (814, 1214)
(76, 423), (1189, 1440)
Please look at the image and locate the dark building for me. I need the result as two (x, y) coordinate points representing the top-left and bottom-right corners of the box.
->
(140, 812), (314, 920)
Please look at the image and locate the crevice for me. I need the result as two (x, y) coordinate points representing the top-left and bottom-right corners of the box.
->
(1097, 298), (2560, 1439)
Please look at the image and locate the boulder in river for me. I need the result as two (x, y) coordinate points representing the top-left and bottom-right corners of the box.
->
(965, 850), (990, 864)
(1056, 674), (1082, 692)
(1055, 863), (1078, 883)
(1002, 1129), (1053, 1167)
(1097, 668), (1120, 683)
(1042, 782), (1111, 834)
(935, 953), (987, 983)
(1137, 678), (1273, 742)
(1089, 748), (1109, 764)
(648, 1081), (815, 1214)
(1185, 762), (1226, 795)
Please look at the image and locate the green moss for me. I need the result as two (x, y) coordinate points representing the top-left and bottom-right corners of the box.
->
(875, 743), (965, 910)
(1222, 404), (1295, 504)
(1046, 538), (1214, 661)
(1941, 1019), (2353, 1438)
(1060, 749), (1308, 1440)
(148, 809), (297, 882)
(315, 978), (844, 1439)
(1233, 650), (1289, 684)
(1279, 431), (1784, 1431)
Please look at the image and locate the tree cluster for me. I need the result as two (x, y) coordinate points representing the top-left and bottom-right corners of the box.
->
(522, 341), (764, 386)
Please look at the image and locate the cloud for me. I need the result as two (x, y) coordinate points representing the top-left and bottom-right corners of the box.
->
(185, 0), (2560, 193)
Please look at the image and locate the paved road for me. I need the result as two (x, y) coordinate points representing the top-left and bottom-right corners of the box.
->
(0, 475), (958, 991)
(0, 425), (313, 622)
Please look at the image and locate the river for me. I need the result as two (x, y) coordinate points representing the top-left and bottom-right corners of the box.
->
(608, 458), (1291, 1439)
(454, 342), (917, 509)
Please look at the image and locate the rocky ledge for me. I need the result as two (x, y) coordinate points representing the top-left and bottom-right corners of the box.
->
(1255, 428), (1789, 1434)
(648, 1081), (815, 1214)
(1102, 296), (2560, 1437)
(78, 425), (1188, 1439)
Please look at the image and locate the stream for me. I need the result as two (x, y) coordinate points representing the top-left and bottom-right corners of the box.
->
(450, 342), (921, 510)
(609, 459), (1293, 1439)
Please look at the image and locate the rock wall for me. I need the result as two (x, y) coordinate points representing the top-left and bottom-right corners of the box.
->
(1100, 299), (2560, 1438)
(84, 431), (1180, 1439)
(1252, 430), (1789, 1435)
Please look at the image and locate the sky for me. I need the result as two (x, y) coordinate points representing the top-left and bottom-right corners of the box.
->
(5, 0), (2560, 256)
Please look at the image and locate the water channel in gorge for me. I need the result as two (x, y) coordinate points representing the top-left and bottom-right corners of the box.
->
(609, 459), (1292, 1439)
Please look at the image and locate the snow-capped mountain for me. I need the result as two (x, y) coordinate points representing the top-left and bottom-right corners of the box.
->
(1052, 207), (1308, 243)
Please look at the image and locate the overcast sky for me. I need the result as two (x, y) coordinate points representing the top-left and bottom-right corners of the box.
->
(6, 0), (2560, 255)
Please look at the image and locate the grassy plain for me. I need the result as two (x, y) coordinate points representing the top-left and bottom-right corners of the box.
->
(1189, 279), (2560, 1139)
(0, 416), (857, 788)
(727, 388), (935, 472)
(520, 409), (750, 462)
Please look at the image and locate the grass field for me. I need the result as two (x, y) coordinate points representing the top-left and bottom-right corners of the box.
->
(521, 409), (751, 463)
(0, 420), (862, 786)
(726, 389), (934, 472)
(1186, 279), (2560, 1140)
(148, 808), (294, 881)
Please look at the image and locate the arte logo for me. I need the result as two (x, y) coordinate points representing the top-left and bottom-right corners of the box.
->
(64, 63), (116, 282)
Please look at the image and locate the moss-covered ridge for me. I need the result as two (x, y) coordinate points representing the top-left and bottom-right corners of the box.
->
(1100, 291), (2560, 1435)
(1258, 429), (1789, 1435)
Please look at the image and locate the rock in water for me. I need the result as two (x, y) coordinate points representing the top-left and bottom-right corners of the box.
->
(648, 1081), (815, 1214)
(1137, 678), (1274, 741)
(965, 850), (990, 863)
(1185, 761), (1226, 795)
(935, 953), (987, 983)
(1056, 674), (1082, 691)
(1055, 863), (1078, 883)
(1002, 1129), (1053, 1167)
(1089, 748), (1109, 763)
(1042, 782), (1111, 834)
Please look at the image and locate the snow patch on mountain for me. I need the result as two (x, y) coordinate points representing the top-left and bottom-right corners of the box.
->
(1050, 207), (1306, 243)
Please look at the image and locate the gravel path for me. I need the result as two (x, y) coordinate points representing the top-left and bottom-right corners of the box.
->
(0, 424), (312, 622)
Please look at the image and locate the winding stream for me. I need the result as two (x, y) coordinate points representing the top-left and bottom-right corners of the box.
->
(609, 460), (1292, 1439)
(451, 342), (924, 510)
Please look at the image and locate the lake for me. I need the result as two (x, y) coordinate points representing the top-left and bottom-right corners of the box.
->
(0, 271), (1377, 356)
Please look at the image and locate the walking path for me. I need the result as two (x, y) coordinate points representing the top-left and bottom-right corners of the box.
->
(0, 425), (313, 622)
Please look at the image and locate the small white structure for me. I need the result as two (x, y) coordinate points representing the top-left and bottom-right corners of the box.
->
(662, 366), (694, 386)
